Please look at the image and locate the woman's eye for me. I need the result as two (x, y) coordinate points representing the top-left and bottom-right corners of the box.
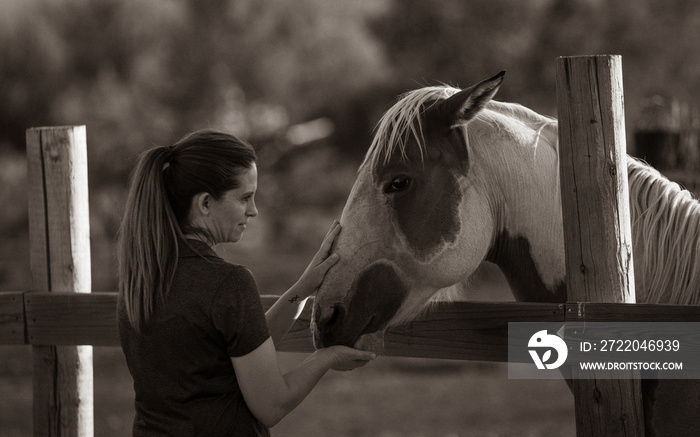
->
(385, 176), (411, 193)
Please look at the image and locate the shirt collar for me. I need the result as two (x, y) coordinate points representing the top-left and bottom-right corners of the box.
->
(178, 238), (218, 259)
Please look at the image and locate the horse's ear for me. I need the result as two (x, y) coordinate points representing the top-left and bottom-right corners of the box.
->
(437, 71), (506, 126)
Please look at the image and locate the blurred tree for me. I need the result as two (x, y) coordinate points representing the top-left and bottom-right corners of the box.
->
(2, 0), (700, 291)
(0, 0), (390, 290)
(370, 0), (700, 120)
(0, 1), (65, 151)
(369, 0), (549, 102)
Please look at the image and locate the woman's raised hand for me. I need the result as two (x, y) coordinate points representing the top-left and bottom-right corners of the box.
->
(296, 220), (341, 297)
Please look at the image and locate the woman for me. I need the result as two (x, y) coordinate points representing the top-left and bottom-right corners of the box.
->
(117, 130), (374, 436)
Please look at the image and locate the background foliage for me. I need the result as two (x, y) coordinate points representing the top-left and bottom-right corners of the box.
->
(2, 0), (700, 291)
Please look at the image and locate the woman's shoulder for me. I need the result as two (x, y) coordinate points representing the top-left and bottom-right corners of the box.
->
(175, 241), (255, 287)
(208, 263), (260, 310)
(217, 261), (255, 284)
(183, 254), (253, 284)
(179, 240), (247, 269)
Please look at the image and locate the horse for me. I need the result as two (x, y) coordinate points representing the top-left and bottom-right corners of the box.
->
(310, 71), (700, 436)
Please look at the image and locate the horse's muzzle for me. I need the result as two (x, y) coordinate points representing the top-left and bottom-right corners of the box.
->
(311, 262), (408, 349)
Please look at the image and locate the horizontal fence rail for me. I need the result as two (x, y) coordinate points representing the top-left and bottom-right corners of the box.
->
(2, 292), (700, 361)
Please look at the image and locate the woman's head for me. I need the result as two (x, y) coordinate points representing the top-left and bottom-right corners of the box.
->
(185, 160), (259, 245)
(163, 131), (257, 232)
(163, 130), (258, 244)
(118, 129), (257, 331)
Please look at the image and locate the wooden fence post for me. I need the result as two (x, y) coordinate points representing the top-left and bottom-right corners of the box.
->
(556, 56), (644, 436)
(26, 126), (93, 436)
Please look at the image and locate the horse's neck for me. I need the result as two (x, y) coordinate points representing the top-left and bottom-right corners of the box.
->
(485, 230), (567, 302)
(465, 105), (700, 306)
(476, 124), (700, 306)
(470, 114), (568, 303)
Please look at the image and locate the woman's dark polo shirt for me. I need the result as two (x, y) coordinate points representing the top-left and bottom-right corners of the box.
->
(118, 239), (271, 436)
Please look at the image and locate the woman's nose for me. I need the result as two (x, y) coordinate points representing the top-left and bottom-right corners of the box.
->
(247, 200), (258, 217)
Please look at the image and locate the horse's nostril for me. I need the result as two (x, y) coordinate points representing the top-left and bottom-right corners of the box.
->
(312, 302), (349, 349)
(325, 302), (346, 328)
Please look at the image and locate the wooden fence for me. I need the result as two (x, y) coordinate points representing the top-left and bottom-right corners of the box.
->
(2, 55), (700, 437)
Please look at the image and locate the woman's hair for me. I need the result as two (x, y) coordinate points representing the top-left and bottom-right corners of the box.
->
(118, 130), (257, 331)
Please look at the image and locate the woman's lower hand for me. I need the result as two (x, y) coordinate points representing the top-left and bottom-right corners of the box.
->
(325, 345), (376, 371)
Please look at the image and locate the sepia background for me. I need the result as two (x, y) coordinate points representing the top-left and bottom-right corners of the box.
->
(2, 0), (699, 435)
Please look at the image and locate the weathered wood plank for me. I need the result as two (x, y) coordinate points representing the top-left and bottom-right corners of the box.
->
(556, 55), (645, 437)
(21, 293), (567, 360)
(8, 292), (700, 364)
(570, 302), (700, 322)
(383, 301), (564, 362)
(26, 126), (93, 437)
(0, 292), (26, 344)
(557, 55), (635, 304)
(25, 292), (119, 346)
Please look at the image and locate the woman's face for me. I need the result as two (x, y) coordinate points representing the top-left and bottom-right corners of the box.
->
(206, 164), (259, 244)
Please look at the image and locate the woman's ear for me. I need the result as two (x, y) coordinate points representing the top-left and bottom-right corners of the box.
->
(193, 193), (211, 216)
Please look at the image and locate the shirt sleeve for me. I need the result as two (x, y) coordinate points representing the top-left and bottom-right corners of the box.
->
(211, 266), (270, 357)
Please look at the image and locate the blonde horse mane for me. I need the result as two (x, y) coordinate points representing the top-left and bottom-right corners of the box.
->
(363, 86), (556, 174)
(363, 84), (700, 306)
(628, 158), (700, 305)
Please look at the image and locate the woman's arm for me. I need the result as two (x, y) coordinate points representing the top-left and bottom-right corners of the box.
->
(232, 337), (375, 427)
(264, 281), (315, 346)
(265, 221), (340, 345)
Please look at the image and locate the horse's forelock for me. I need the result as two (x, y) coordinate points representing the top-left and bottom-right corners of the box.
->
(362, 86), (460, 174)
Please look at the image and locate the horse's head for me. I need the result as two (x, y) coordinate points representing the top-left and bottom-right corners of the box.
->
(312, 72), (510, 353)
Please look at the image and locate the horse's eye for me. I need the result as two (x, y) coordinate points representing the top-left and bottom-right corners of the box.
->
(385, 176), (411, 193)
